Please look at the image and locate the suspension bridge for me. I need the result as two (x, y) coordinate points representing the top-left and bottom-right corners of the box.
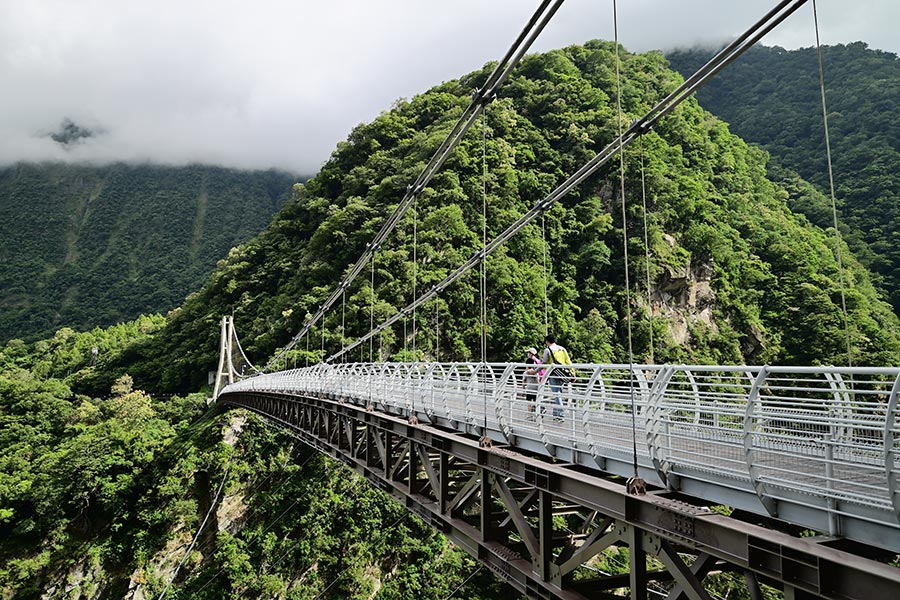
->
(210, 1), (900, 598)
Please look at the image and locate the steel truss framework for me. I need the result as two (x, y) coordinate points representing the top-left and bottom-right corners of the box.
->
(217, 390), (900, 600)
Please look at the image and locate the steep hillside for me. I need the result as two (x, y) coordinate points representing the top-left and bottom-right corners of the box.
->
(0, 163), (297, 343)
(666, 43), (900, 311)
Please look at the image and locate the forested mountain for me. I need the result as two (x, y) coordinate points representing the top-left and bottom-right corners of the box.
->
(4, 40), (900, 599)
(666, 42), (900, 311)
(0, 163), (297, 343)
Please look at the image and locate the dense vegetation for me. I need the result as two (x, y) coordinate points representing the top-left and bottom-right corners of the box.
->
(667, 43), (900, 312)
(4, 39), (900, 598)
(0, 163), (297, 343)
(0, 324), (508, 599)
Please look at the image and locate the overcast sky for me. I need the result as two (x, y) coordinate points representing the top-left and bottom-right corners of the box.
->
(1, 0), (896, 175)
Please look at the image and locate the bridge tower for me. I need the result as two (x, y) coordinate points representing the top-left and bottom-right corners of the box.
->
(212, 315), (257, 402)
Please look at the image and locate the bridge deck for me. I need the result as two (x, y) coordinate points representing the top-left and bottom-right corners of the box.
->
(222, 361), (900, 553)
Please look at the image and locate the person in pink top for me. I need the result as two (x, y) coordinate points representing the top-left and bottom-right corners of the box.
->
(523, 347), (543, 415)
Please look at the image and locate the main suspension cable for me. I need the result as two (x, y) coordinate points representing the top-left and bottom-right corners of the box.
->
(813, 0), (852, 367)
(328, 0), (811, 363)
(263, 0), (564, 372)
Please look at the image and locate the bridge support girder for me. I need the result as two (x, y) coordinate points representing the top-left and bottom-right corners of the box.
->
(217, 391), (900, 600)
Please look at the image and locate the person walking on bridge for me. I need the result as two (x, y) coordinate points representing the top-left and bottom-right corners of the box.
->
(523, 347), (543, 418)
(542, 334), (572, 420)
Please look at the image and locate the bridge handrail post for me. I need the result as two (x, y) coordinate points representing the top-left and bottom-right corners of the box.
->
(744, 365), (778, 516)
(410, 362), (418, 417)
(407, 362), (414, 418)
(412, 361), (426, 420)
(535, 363), (550, 448)
(496, 363), (517, 442)
(684, 369), (700, 425)
(347, 362), (357, 399)
(351, 362), (363, 399)
(403, 362), (412, 416)
(463, 363), (479, 430)
(647, 364), (677, 488)
(384, 363), (399, 411)
(485, 363), (500, 435)
(319, 363), (329, 398)
(582, 366), (605, 458)
(823, 369), (853, 534)
(441, 363), (455, 421)
(448, 363), (466, 424)
(423, 362), (437, 418)
(884, 370), (900, 523)
(383, 363), (393, 410)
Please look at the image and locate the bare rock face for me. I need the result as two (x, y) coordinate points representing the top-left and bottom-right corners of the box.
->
(125, 529), (194, 600)
(649, 237), (718, 346)
(38, 557), (105, 600)
(216, 492), (248, 535)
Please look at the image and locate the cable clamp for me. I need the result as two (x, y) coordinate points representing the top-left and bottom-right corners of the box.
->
(626, 476), (647, 495)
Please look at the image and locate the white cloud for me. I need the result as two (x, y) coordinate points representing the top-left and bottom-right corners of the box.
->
(0, 0), (895, 174)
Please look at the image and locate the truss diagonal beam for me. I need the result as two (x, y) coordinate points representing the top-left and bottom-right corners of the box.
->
(654, 538), (714, 600)
(493, 476), (540, 561)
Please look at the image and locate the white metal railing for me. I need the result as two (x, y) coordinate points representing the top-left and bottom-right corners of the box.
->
(222, 361), (900, 547)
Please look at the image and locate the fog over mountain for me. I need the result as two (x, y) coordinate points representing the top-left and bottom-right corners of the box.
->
(1, 0), (897, 174)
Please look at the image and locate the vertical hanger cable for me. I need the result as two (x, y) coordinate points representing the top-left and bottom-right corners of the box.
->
(639, 135), (655, 364)
(813, 0), (852, 366)
(480, 104), (490, 441)
(613, 0), (643, 492)
(370, 252), (376, 362)
(413, 195), (418, 360)
(542, 214), (549, 335)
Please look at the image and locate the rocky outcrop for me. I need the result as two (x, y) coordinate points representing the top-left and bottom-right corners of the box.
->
(649, 236), (718, 346)
(38, 558), (105, 600)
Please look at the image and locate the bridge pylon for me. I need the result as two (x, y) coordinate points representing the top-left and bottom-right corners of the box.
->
(211, 315), (258, 402)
